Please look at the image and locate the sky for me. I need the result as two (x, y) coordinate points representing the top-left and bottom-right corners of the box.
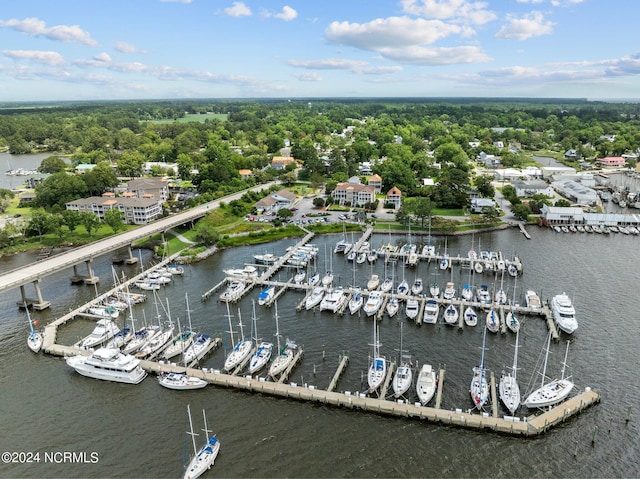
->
(0, 0), (638, 102)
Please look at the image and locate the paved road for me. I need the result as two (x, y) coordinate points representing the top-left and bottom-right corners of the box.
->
(0, 182), (276, 296)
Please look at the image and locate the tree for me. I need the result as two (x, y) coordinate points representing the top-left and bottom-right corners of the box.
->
(82, 161), (119, 196)
(35, 172), (89, 209)
(0, 188), (14, 213)
(481, 206), (500, 223)
(26, 211), (53, 239)
(555, 199), (571, 207)
(117, 151), (144, 177)
(313, 197), (325, 208)
(80, 212), (101, 237)
(475, 175), (495, 198)
(103, 208), (125, 234)
(194, 221), (219, 245)
(38, 156), (67, 174)
(277, 208), (293, 219)
(409, 197), (433, 227)
(511, 203), (532, 222)
(501, 184), (518, 203)
(62, 209), (83, 232)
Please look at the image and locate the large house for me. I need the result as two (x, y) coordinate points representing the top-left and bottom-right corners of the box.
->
(386, 186), (402, 210)
(367, 174), (382, 194)
(271, 156), (296, 170)
(66, 194), (162, 225)
(596, 156), (625, 168)
(254, 189), (297, 213)
(511, 180), (554, 198)
(332, 182), (375, 207)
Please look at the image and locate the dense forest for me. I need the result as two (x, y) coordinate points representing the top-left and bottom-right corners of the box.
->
(2, 98), (640, 212)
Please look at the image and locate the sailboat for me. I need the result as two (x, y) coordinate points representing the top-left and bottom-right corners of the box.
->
(486, 308), (500, 333)
(268, 302), (297, 379)
(392, 322), (413, 398)
(523, 334), (574, 409)
(396, 260), (408, 296)
(443, 302), (458, 325)
(183, 405), (220, 479)
(464, 305), (478, 327)
(470, 326), (489, 409)
(385, 295), (399, 318)
(248, 301), (273, 374)
(499, 329), (521, 415)
(162, 293), (196, 361)
(367, 320), (386, 393)
(26, 306), (44, 353)
(223, 304), (253, 372)
(349, 289), (364, 315)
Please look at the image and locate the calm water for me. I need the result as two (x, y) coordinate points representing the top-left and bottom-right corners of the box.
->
(0, 227), (638, 478)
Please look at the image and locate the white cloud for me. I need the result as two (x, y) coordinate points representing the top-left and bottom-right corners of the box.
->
(0, 17), (97, 46)
(115, 41), (146, 54)
(293, 72), (322, 82)
(495, 11), (554, 40)
(2, 49), (65, 66)
(551, 0), (584, 6)
(287, 58), (403, 75)
(376, 45), (491, 65)
(516, 0), (545, 3)
(93, 52), (112, 62)
(224, 2), (252, 17)
(326, 17), (464, 50)
(400, 0), (497, 25)
(273, 6), (298, 21)
(160, 0), (192, 3)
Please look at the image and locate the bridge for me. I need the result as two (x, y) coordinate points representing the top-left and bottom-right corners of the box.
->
(0, 182), (275, 309)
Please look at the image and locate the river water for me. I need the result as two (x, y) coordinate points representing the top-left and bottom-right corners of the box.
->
(0, 227), (638, 478)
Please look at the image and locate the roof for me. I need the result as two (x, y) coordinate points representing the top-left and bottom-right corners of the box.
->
(368, 174), (382, 181)
(127, 177), (168, 189)
(387, 186), (402, 197)
(238, 169), (252, 175)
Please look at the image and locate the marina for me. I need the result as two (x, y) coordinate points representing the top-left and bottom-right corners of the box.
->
(1, 225), (635, 478)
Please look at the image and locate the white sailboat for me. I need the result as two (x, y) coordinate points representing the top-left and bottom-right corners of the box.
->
(348, 289), (364, 315)
(26, 306), (44, 353)
(162, 293), (196, 361)
(248, 301), (273, 374)
(223, 304), (252, 372)
(385, 295), (399, 318)
(367, 274), (380, 291)
(443, 302), (458, 325)
(486, 308), (499, 333)
(367, 320), (386, 394)
(464, 306), (478, 327)
(411, 277), (423, 296)
(268, 302), (297, 379)
(183, 405), (220, 479)
(305, 286), (325, 310)
(159, 372), (207, 390)
(499, 329), (521, 415)
(470, 326), (489, 409)
(523, 334), (574, 409)
(392, 322), (413, 398)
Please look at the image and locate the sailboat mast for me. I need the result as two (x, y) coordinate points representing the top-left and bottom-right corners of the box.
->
(186, 404), (198, 455)
(225, 302), (235, 346)
(274, 301), (281, 352)
(512, 329), (519, 381)
(202, 409), (212, 441)
(540, 331), (552, 388)
(560, 340), (570, 380)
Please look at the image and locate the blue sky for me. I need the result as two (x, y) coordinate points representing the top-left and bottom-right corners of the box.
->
(0, 0), (638, 101)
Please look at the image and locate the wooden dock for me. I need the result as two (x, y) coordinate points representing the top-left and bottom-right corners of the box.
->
(327, 354), (349, 392)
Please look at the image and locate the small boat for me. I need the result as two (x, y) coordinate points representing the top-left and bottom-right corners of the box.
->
(470, 327), (489, 409)
(429, 281), (439, 298)
(367, 274), (380, 291)
(474, 261), (484, 274)
(367, 251), (378, 263)
(392, 322), (412, 398)
(486, 308), (500, 333)
(506, 311), (520, 333)
(443, 302), (458, 325)
(66, 347), (147, 384)
(379, 277), (394, 293)
(322, 271), (334, 287)
(123, 325), (159, 355)
(439, 255), (449, 270)
(523, 333), (574, 409)
(183, 333), (212, 365)
(422, 299), (439, 324)
(507, 263), (518, 277)
(219, 279), (245, 303)
(363, 290), (384, 317)
(385, 295), (399, 318)
(269, 302), (297, 379)
(134, 280), (160, 291)
(223, 265), (258, 279)
(499, 330), (521, 415)
(551, 292), (578, 334)
(88, 306), (120, 319)
(416, 364), (437, 405)
(397, 279), (409, 296)
(136, 322), (175, 360)
(494, 288), (507, 305)
(307, 272), (320, 287)
(293, 269), (306, 284)
(525, 290), (541, 310)
(443, 281), (456, 300)
(477, 285), (491, 306)
(411, 278), (423, 296)
(223, 305), (252, 372)
(405, 297), (419, 320)
(183, 406), (220, 479)
(158, 372), (207, 390)
(79, 318), (121, 349)
(347, 250), (356, 263)
(305, 287), (325, 310)
(248, 341), (273, 374)
(461, 283), (474, 301)
(167, 265), (185, 275)
(257, 285), (275, 306)
(253, 253), (279, 264)
(26, 306), (43, 353)
(464, 306), (478, 327)
(348, 289), (364, 315)
(356, 252), (367, 264)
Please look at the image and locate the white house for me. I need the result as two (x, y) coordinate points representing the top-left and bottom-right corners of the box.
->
(470, 198), (496, 213)
(333, 182), (375, 207)
(551, 178), (598, 205)
(511, 180), (554, 198)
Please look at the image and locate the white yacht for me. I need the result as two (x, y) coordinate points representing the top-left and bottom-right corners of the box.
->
(348, 289), (363, 315)
(183, 333), (212, 365)
(486, 308), (500, 333)
(322, 271), (334, 287)
(422, 299), (439, 324)
(223, 265), (258, 279)
(476, 285), (491, 306)
(367, 274), (380, 291)
(319, 287), (346, 313)
(367, 322), (386, 393)
(88, 306), (120, 319)
(219, 279), (245, 303)
(524, 335), (574, 409)
(293, 269), (306, 284)
(443, 302), (458, 326)
(307, 272), (320, 287)
(392, 363), (413, 398)
(464, 306), (478, 327)
(499, 331), (521, 415)
(257, 286), (275, 306)
(66, 347), (147, 384)
(158, 372), (207, 390)
(305, 287), (325, 310)
(253, 253), (278, 265)
(379, 277), (394, 293)
(78, 319), (120, 349)
(551, 293), (578, 334)
(410, 278), (423, 296)
(26, 307), (43, 353)
(415, 364), (437, 405)
(248, 341), (273, 374)
(385, 295), (399, 318)
(443, 281), (456, 300)
(363, 290), (384, 317)
(405, 297), (420, 320)
(470, 328), (489, 409)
